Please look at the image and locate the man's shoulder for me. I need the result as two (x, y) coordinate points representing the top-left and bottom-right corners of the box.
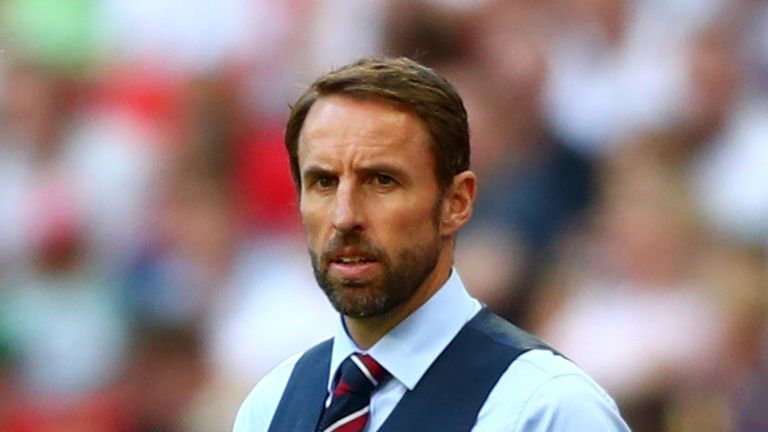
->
(232, 352), (304, 432)
(511, 349), (598, 382)
(480, 349), (630, 431)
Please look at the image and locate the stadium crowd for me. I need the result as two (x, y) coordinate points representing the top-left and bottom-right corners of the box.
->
(0, 0), (766, 431)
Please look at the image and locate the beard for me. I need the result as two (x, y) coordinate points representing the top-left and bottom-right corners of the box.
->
(309, 229), (442, 319)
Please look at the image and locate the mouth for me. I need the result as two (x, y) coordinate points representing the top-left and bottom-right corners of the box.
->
(327, 251), (380, 281)
(335, 256), (374, 264)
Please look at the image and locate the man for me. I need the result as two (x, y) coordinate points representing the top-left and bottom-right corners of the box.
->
(233, 56), (630, 431)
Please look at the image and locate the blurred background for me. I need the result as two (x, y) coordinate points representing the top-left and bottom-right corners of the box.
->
(0, 0), (766, 430)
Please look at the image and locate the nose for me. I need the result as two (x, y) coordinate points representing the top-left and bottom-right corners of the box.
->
(333, 180), (365, 233)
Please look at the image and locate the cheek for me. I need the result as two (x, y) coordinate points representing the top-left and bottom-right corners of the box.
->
(375, 199), (439, 243)
(300, 202), (328, 247)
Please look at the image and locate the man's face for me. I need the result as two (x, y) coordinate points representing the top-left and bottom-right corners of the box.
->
(298, 95), (446, 319)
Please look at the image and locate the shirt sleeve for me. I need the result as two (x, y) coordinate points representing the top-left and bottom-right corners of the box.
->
(232, 353), (302, 432)
(513, 374), (631, 432)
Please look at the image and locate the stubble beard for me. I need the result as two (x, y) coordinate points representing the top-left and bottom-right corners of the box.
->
(310, 230), (442, 319)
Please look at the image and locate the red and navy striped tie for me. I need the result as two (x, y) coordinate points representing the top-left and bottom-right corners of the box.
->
(317, 353), (390, 432)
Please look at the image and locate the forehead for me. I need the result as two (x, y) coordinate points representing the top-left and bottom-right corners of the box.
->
(297, 95), (434, 168)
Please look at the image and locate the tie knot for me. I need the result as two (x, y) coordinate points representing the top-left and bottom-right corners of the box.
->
(333, 353), (389, 399)
(318, 354), (389, 432)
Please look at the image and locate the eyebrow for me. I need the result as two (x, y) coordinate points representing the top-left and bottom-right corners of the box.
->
(357, 164), (410, 182)
(301, 165), (336, 182)
(301, 163), (411, 183)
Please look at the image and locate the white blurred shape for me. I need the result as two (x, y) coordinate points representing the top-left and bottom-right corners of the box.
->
(207, 237), (337, 383)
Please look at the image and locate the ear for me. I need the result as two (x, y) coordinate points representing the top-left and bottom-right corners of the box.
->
(439, 171), (477, 237)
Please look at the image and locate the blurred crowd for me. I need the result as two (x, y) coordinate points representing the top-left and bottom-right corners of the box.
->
(0, 0), (766, 431)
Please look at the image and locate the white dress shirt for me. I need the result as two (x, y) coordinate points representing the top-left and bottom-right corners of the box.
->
(233, 270), (631, 431)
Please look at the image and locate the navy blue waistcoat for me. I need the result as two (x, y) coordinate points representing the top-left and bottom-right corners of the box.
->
(268, 308), (555, 431)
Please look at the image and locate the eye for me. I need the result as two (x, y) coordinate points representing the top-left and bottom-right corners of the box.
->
(375, 174), (395, 186)
(317, 176), (337, 188)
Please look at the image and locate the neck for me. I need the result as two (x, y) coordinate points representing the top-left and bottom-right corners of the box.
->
(344, 247), (454, 350)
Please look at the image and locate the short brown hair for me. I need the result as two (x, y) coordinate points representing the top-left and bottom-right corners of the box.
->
(285, 56), (470, 190)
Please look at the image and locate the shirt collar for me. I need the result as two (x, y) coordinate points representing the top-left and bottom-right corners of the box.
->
(328, 269), (481, 392)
